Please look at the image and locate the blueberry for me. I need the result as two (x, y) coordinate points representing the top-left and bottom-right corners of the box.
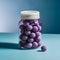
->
(33, 42), (38, 48)
(30, 32), (36, 38)
(35, 38), (41, 43)
(19, 41), (25, 47)
(36, 32), (40, 37)
(26, 25), (33, 30)
(28, 38), (34, 43)
(25, 31), (31, 35)
(32, 26), (38, 32)
(22, 35), (28, 41)
(41, 46), (47, 51)
(25, 43), (32, 48)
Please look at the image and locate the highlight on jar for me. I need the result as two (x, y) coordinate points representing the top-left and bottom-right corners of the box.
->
(19, 10), (46, 51)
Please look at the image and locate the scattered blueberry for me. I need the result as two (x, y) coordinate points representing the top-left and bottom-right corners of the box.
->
(41, 46), (47, 52)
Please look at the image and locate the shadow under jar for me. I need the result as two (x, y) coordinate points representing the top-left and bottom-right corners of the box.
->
(19, 10), (42, 49)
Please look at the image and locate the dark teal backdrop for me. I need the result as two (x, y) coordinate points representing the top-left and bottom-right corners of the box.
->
(0, 0), (60, 33)
(27, 0), (60, 34)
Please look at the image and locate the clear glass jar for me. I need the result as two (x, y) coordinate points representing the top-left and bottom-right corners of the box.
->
(19, 11), (42, 49)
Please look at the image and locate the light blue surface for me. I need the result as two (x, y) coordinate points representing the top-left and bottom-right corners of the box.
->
(0, 33), (60, 60)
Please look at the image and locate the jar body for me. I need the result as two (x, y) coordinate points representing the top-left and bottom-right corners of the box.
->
(19, 19), (42, 49)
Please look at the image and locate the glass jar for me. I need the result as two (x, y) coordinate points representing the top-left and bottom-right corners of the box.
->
(19, 10), (42, 49)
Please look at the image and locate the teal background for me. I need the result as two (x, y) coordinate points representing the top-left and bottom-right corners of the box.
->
(0, 0), (60, 33)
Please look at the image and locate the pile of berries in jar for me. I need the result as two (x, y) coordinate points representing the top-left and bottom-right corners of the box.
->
(19, 11), (42, 49)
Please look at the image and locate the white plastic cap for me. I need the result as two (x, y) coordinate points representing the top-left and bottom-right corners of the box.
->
(20, 10), (40, 20)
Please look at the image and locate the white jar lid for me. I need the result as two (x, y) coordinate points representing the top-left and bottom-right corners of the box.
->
(20, 10), (40, 20)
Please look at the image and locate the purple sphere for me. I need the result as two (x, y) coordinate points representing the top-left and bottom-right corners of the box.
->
(41, 46), (47, 51)
(35, 38), (41, 43)
(33, 42), (38, 48)
(30, 32), (36, 38)
(26, 25), (33, 30)
(20, 29), (25, 34)
(36, 32), (40, 37)
(25, 31), (31, 35)
(25, 43), (32, 48)
(28, 38), (34, 43)
(22, 35), (28, 41)
(19, 41), (25, 47)
(32, 26), (38, 32)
